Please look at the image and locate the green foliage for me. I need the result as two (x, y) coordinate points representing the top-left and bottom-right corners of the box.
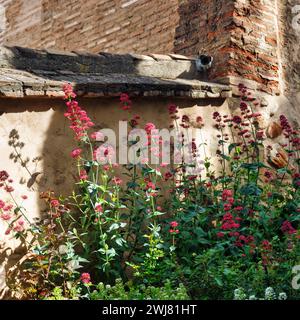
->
(88, 279), (189, 300)
(4, 85), (300, 300)
(234, 287), (287, 300)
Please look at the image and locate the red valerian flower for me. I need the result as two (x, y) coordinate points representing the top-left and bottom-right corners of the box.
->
(3, 204), (13, 211)
(80, 273), (91, 284)
(94, 145), (116, 163)
(262, 240), (271, 248)
(224, 203), (232, 211)
(145, 123), (156, 134)
(281, 221), (297, 235)
(1, 213), (11, 221)
(164, 172), (173, 181)
(71, 148), (82, 159)
(0, 200), (5, 209)
(240, 102), (248, 111)
(223, 213), (233, 221)
(232, 115), (242, 124)
(222, 189), (233, 201)
(279, 115), (292, 135)
(220, 212), (240, 231)
(231, 232), (240, 239)
(13, 221), (25, 233)
(120, 93), (132, 111)
(0, 171), (9, 181)
(238, 129), (249, 136)
(5, 186), (14, 193)
(120, 93), (130, 103)
(181, 115), (190, 123)
(90, 131), (105, 141)
(79, 170), (88, 181)
(234, 206), (243, 211)
(95, 204), (103, 213)
(145, 181), (156, 191)
(212, 111), (220, 119)
(256, 131), (264, 140)
(63, 83), (76, 100)
(50, 199), (60, 208)
(170, 221), (179, 228)
(261, 239), (272, 266)
(196, 116), (203, 123)
(169, 221), (179, 234)
(63, 85), (94, 141)
(168, 104), (178, 114)
(112, 177), (123, 185)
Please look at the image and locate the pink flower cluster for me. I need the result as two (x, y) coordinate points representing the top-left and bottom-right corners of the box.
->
(93, 144), (116, 164)
(120, 93), (132, 111)
(71, 148), (82, 159)
(63, 83), (76, 100)
(222, 189), (233, 202)
(220, 213), (240, 231)
(112, 177), (123, 185)
(63, 84), (94, 141)
(0, 170), (15, 193)
(145, 122), (156, 135)
(0, 170), (28, 234)
(169, 221), (179, 234)
(80, 272), (91, 284)
(0, 199), (25, 234)
(279, 115), (300, 153)
(218, 190), (245, 244)
(281, 221), (297, 235)
(261, 240), (272, 265)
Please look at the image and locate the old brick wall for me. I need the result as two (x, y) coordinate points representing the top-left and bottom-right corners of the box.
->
(0, 0), (292, 95)
(181, 0), (280, 95)
(174, 0), (235, 83)
(229, 0), (281, 94)
(277, 0), (300, 95)
(175, 0), (281, 95)
(0, 0), (180, 53)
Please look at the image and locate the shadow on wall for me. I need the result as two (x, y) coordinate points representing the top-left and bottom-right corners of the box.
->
(0, 98), (75, 298)
(174, 0), (202, 56)
(0, 93), (228, 298)
(38, 95), (227, 204)
(0, 42), (230, 298)
(174, 0), (233, 81)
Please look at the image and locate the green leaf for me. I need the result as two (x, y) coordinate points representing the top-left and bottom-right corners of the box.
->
(115, 238), (126, 246)
(215, 277), (223, 287)
(195, 227), (207, 237)
(228, 143), (239, 154)
(241, 162), (268, 171)
(220, 154), (231, 161)
(277, 168), (291, 175)
(240, 183), (262, 196)
(108, 223), (119, 232)
(153, 211), (165, 217)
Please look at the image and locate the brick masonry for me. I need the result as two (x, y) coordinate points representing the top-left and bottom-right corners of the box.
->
(230, 0), (281, 94)
(0, 0), (295, 95)
(0, 0), (180, 54)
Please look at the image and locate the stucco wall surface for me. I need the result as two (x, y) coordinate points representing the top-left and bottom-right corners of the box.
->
(0, 96), (230, 296)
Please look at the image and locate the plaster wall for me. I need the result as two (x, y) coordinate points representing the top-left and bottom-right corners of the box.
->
(0, 95), (230, 296)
